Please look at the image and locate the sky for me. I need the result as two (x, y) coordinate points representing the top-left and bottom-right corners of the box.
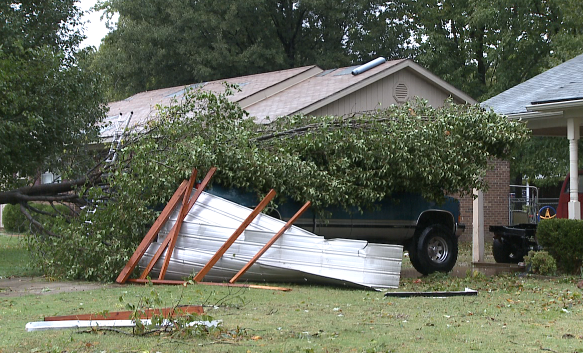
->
(78, 0), (116, 48)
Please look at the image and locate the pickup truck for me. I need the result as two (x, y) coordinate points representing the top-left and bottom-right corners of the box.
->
(208, 186), (465, 275)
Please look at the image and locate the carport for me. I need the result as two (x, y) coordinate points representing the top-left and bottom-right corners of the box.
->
(474, 53), (583, 262)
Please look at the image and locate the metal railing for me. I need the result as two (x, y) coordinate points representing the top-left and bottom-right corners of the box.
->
(508, 185), (559, 225)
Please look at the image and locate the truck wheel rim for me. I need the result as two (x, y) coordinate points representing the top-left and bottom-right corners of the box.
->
(427, 236), (448, 263)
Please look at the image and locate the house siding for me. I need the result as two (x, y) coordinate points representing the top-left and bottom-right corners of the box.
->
(310, 69), (456, 116)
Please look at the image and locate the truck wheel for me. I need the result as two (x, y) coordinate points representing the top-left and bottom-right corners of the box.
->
(407, 238), (423, 273)
(492, 238), (523, 263)
(413, 225), (458, 275)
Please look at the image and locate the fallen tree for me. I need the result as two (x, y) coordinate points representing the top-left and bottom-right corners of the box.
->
(0, 88), (530, 280)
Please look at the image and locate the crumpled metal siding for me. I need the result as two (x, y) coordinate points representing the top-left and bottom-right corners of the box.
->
(140, 191), (402, 289)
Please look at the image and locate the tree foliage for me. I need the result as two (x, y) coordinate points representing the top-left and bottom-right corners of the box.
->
(405, 0), (583, 184)
(0, 1), (107, 189)
(91, 0), (583, 102)
(11, 88), (529, 280)
(509, 137), (583, 188)
(91, 0), (412, 100)
(408, 0), (583, 101)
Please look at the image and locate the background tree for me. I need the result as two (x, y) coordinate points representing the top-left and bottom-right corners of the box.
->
(0, 1), (107, 190)
(407, 0), (583, 101)
(91, 0), (412, 100)
(404, 0), (583, 187)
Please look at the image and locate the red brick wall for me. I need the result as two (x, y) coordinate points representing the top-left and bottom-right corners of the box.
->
(457, 159), (510, 241)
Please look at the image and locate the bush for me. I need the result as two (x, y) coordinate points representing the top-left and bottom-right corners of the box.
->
(2, 204), (29, 233)
(2, 203), (71, 234)
(524, 250), (557, 276)
(536, 219), (583, 274)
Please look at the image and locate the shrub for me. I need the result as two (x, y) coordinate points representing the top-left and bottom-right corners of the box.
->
(2, 204), (29, 233)
(536, 219), (583, 274)
(524, 250), (557, 276)
(2, 203), (71, 235)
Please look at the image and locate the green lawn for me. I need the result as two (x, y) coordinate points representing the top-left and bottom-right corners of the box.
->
(0, 230), (42, 278)
(1, 237), (582, 353)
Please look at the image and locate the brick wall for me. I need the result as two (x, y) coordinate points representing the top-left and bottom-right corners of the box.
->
(457, 159), (510, 241)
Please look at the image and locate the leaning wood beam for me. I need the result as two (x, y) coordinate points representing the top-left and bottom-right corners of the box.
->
(192, 189), (276, 283)
(44, 305), (204, 321)
(139, 167), (217, 279)
(115, 179), (189, 284)
(127, 278), (291, 291)
(158, 168), (198, 280)
(229, 201), (311, 284)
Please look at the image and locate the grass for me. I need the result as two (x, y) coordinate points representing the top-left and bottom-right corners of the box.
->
(0, 230), (42, 278)
(1, 238), (583, 352)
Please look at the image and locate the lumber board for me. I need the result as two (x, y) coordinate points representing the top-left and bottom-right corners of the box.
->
(44, 305), (204, 321)
(158, 168), (198, 279)
(115, 179), (188, 284)
(192, 189), (276, 282)
(229, 201), (311, 283)
(127, 278), (292, 291)
(139, 167), (216, 279)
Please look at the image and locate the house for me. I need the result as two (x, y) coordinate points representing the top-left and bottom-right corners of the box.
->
(103, 58), (506, 239)
(103, 59), (475, 140)
(482, 52), (583, 219)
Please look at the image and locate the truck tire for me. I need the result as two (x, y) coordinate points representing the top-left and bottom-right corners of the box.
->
(412, 224), (458, 275)
(407, 238), (423, 274)
(492, 238), (523, 263)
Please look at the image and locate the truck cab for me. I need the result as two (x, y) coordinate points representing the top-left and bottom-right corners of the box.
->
(207, 186), (464, 275)
(556, 171), (583, 219)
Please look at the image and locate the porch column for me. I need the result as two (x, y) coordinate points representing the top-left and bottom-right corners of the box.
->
(567, 117), (581, 219)
(472, 189), (484, 262)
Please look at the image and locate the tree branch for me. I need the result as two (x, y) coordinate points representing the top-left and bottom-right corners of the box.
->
(0, 172), (102, 205)
(20, 203), (60, 238)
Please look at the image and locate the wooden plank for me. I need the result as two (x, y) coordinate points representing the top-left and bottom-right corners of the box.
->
(199, 281), (292, 292)
(138, 228), (173, 279)
(115, 179), (189, 284)
(229, 201), (311, 283)
(129, 278), (187, 285)
(139, 167), (217, 279)
(127, 279), (292, 291)
(158, 169), (198, 279)
(44, 305), (204, 321)
(192, 189), (277, 282)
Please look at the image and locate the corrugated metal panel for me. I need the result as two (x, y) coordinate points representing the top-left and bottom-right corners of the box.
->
(140, 191), (402, 289)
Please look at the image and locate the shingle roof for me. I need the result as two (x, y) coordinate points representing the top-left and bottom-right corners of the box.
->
(103, 58), (473, 140)
(104, 66), (317, 138)
(246, 60), (406, 122)
(481, 53), (583, 115)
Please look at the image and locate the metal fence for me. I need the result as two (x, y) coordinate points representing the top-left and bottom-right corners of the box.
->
(508, 185), (559, 225)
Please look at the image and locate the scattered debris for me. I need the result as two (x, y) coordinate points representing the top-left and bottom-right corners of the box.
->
(43, 305), (204, 321)
(26, 319), (220, 332)
(127, 279), (293, 291)
(384, 287), (478, 298)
